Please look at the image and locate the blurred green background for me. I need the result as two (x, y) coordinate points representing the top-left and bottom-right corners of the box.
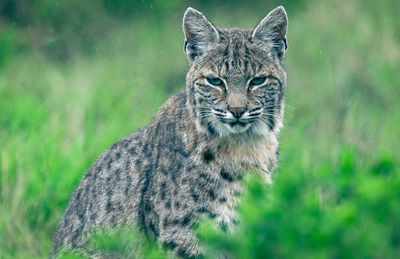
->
(0, 0), (399, 258)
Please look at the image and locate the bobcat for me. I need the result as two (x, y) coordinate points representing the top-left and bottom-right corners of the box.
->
(51, 6), (288, 258)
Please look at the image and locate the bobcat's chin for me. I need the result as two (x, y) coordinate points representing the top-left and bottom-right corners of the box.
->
(201, 118), (273, 138)
(223, 122), (251, 134)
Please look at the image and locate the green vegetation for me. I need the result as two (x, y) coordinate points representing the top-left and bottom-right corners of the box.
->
(56, 226), (169, 259)
(1, 0), (399, 258)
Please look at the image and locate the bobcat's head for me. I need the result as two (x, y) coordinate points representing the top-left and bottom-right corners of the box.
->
(183, 6), (288, 138)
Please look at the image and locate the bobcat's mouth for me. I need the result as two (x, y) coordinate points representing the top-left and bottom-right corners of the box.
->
(228, 121), (247, 127)
(213, 110), (259, 134)
(222, 120), (251, 133)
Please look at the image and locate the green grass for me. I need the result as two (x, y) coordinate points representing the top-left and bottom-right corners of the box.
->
(0, 0), (399, 257)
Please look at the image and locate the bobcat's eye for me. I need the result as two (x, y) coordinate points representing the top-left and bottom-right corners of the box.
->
(249, 76), (267, 86)
(206, 77), (225, 88)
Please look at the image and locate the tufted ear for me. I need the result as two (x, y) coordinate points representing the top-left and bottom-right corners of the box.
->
(252, 6), (288, 60)
(183, 7), (219, 62)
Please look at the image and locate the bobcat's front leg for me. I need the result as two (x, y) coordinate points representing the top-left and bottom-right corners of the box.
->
(159, 225), (202, 258)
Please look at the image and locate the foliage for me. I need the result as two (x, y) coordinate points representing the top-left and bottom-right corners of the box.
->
(0, 0), (399, 258)
(57, 226), (169, 259)
(200, 152), (400, 258)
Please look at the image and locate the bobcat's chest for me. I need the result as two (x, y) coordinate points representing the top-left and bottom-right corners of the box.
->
(212, 134), (278, 181)
(200, 134), (279, 229)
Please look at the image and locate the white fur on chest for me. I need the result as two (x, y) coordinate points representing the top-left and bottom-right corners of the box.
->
(214, 133), (278, 183)
(196, 133), (279, 231)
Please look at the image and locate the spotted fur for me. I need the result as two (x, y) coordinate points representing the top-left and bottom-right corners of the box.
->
(51, 6), (288, 258)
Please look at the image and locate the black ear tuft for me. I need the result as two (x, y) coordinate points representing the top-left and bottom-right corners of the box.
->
(182, 7), (219, 62)
(252, 6), (288, 59)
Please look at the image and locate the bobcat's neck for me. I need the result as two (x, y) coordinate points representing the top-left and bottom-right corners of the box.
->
(203, 132), (278, 183)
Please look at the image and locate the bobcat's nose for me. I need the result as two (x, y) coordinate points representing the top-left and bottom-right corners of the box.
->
(228, 106), (246, 119)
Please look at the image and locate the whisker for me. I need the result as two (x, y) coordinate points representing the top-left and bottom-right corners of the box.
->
(249, 107), (262, 113)
(247, 112), (261, 118)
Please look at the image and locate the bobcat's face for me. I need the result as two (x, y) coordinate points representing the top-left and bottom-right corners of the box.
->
(188, 33), (286, 136)
(183, 7), (288, 137)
